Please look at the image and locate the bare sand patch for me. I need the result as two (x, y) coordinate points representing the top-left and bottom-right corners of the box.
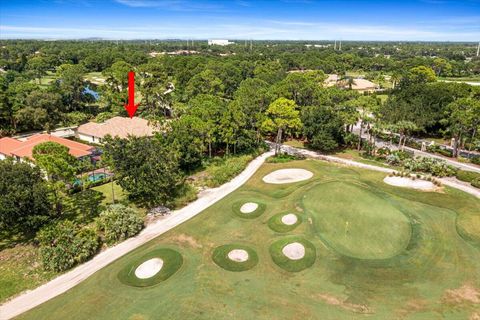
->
(240, 202), (258, 214)
(282, 242), (305, 260)
(135, 258), (164, 279)
(315, 293), (373, 314)
(263, 168), (313, 184)
(171, 234), (202, 248)
(443, 284), (480, 304)
(227, 249), (249, 262)
(384, 176), (436, 191)
(281, 213), (298, 225)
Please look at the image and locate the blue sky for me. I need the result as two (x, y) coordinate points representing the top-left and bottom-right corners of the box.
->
(1, 0), (479, 41)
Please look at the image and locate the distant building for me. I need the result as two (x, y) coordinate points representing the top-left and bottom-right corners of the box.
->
(0, 134), (94, 162)
(208, 39), (234, 46)
(76, 116), (157, 143)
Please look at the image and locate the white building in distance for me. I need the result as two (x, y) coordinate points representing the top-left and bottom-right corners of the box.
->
(208, 39), (234, 46)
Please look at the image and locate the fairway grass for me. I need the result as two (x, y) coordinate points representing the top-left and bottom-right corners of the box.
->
(18, 159), (480, 320)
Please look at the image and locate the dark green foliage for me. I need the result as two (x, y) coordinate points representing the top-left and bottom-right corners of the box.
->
(456, 170), (480, 183)
(36, 220), (99, 272)
(269, 237), (316, 272)
(96, 204), (144, 245)
(301, 105), (345, 152)
(266, 153), (305, 163)
(103, 135), (182, 207)
(0, 160), (52, 232)
(117, 248), (183, 287)
(471, 178), (480, 189)
(212, 244), (259, 272)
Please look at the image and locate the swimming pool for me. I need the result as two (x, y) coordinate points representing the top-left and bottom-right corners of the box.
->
(73, 173), (108, 187)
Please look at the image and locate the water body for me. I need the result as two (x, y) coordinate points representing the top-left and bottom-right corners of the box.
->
(84, 86), (100, 100)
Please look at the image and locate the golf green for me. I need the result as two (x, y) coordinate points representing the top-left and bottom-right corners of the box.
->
(303, 181), (411, 259)
(17, 159), (480, 320)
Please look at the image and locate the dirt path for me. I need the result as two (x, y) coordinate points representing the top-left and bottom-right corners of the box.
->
(0, 151), (274, 320)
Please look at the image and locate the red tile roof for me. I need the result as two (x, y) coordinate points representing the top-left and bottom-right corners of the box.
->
(0, 137), (22, 156)
(0, 134), (94, 160)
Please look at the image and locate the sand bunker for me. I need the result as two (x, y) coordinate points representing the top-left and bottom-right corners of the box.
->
(240, 202), (258, 213)
(135, 258), (164, 279)
(263, 169), (313, 184)
(227, 249), (249, 262)
(281, 213), (298, 225)
(282, 242), (305, 260)
(384, 176), (436, 191)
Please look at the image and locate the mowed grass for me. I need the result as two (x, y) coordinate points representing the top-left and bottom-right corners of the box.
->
(17, 159), (480, 320)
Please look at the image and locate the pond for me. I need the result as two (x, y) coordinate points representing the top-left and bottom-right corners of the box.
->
(83, 86), (100, 100)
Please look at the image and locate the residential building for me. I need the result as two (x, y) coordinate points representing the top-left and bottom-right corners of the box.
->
(0, 134), (95, 162)
(76, 116), (157, 143)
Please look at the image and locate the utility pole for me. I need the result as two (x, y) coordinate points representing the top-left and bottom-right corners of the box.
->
(334, 40), (337, 50)
(339, 40), (342, 51)
(477, 42), (480, 57)
(250, 39), (253, 51)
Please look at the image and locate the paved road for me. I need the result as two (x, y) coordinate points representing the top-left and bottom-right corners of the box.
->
(0, 151), (275, 320)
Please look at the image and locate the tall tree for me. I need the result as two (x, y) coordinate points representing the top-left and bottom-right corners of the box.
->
(0, 159), (52, 233)
(32, 142), (77, 214)
(261, 98), (301, 154)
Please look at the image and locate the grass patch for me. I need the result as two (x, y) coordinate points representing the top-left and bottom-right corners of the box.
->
(269, 237), (316, 272)
(92, 182), (126, 206)
(232, 200), (266, 219)
(0, 244), (57, 303)
(117, 248), (183, 287)
(267, 212), (302, 233)
(283, 139), (306, 149)
(212, 244), (258, 272)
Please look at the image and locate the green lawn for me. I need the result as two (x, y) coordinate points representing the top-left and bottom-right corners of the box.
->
(92, 181), (126, 206)
(18, 159), (480, 319)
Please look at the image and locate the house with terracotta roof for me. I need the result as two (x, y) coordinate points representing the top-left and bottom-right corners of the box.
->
(0, 134), (95, 162)
(76, 116), (157, 144)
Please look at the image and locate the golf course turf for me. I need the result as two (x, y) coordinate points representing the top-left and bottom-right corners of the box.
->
(16, 159), (480, 320)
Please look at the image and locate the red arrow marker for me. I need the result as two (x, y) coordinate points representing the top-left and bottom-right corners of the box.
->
(124, 71), (140, 118)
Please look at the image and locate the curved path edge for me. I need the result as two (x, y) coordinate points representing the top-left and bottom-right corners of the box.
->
(0, 151), (275, 320)
(279, 144), (480, 199)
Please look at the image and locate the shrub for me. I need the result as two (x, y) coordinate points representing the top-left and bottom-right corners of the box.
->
(403, 157), (457, 177)
(37, 220), (99, 272)
(96, 204), (144, 245)
(471, 178), (480, 189)
(266, 152), (305, 163)
(386, 153), (401, 166)
(456, 170), (480, 183)
(204, 155), (253, 187)
(471, 157), (480, 165)
(343, 133), (359, 148)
